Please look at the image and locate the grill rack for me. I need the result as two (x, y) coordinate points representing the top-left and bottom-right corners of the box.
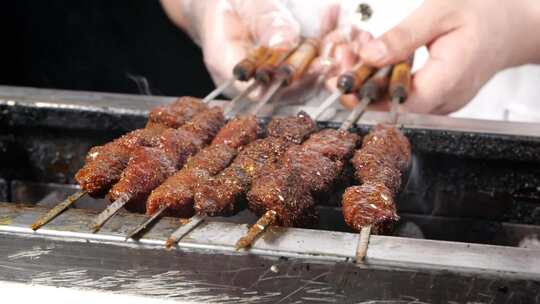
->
(1, 85), (540, 302)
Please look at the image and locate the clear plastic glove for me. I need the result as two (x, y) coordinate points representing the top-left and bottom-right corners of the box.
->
(320, 25), (374, 109)
(358, 0), (540, 114)
(161, 0), (346, 102)
(161, 0), (301, 97)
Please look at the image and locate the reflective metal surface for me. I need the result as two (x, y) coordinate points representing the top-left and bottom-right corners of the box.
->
(1, 85), (540, 302)
(1, 203), (539, 281)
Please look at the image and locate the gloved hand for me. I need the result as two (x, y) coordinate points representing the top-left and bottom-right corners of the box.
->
(320, 25), (373, 109)
(161, 0), (345, 100)
(358, 0), (540, 114)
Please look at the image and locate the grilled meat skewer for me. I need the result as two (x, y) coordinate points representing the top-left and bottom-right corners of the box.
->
(91, 107), (225, 232)
(76, 97), (207, 198)
(124, 116), (261, 240)
(30, 97), (207, 231)
(146, 116), (260, 217)
(247, 131), (360, 227)
(342, 124), (411, 234)
(194, 112), (317, 217)
(235, 97), (368, 250)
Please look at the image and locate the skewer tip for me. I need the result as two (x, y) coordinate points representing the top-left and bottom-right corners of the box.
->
(164, 238), (176, 249)
(29, 190), (87, 231)
(234, 210), (277, 251)
(90, 224), (102, 234)
(356, 225), (372, 263)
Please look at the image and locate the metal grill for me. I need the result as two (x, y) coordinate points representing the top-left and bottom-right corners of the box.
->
(1, 85), (539, 302)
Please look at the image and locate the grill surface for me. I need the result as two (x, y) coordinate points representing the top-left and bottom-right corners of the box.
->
(1, 85), (539, 302)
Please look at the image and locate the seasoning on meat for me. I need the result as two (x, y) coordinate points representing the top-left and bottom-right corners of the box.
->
(194, 112), (318, 216)
(75, 97), (207, 197)
(146, 116), (259, 217)
(109, 107), (225, 212)
(343, 124), (411, 233)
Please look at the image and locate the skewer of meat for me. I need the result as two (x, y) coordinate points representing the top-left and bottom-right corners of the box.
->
(30, 47), (279, 231)
(343, 58), (414, 263)
(342, 124), (412, 260)
(193, 113), (317, 215)
(155, 113), (317, 248)
(234, 66), (393, 250)
(123, 115), (260, 240)
(162, 40), (321, 248)
(30, 97), (208, 230)
(90, 107), (225, 232)
(235, 108), (364, 250)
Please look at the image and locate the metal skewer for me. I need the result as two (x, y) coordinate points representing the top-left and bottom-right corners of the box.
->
(356, 61), (412, 263)
(202, 78), (235, 104)
(161, 83), (285, 247)
(90, 193), (130, 233)
(248, 38), (320, 116)
(224, 47), (298, 118)
(203, 46), (269, 104)
(90, 49), (288, 234)
(313, 64), (375, 119)
(30, 190), (87, 231)
(124, 205), (168, 241)
(164, 214), (206, 249)
(248, 79), (284, 115)
(235, 65), (393, 251)
(356, 225), (372, 262)
(389, 55), (414, 124)
(223, 80), (259, 116)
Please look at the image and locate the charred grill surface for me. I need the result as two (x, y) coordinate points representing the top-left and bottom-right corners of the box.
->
(194, 114), (318, 217)
(146, 116), (260, 217)
(74, 97), (207, 197)
(109, 107), (225, 212)
(343, 124), (411, 233)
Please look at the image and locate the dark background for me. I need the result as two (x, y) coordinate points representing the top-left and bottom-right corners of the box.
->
(0, 0), (214, 97)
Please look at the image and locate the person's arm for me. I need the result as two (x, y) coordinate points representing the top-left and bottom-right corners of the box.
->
(160, 0), (189, 31)
(160, 0), (302, 97)
(359, 0), (540, 114)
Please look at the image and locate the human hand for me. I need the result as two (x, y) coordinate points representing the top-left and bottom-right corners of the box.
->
(162, 0), (350, 101)
(357, 0), (540, 114)
(161, 0), (301, 96)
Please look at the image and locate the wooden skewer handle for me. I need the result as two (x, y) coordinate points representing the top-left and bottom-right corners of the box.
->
(337, 64), (375, 94)
(277, 38), (320, 86)
(255, 47), (294, 84)
(358, 66), (393, 101)
(389, 55), (414, 102)
(233, 46), (270, 81)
